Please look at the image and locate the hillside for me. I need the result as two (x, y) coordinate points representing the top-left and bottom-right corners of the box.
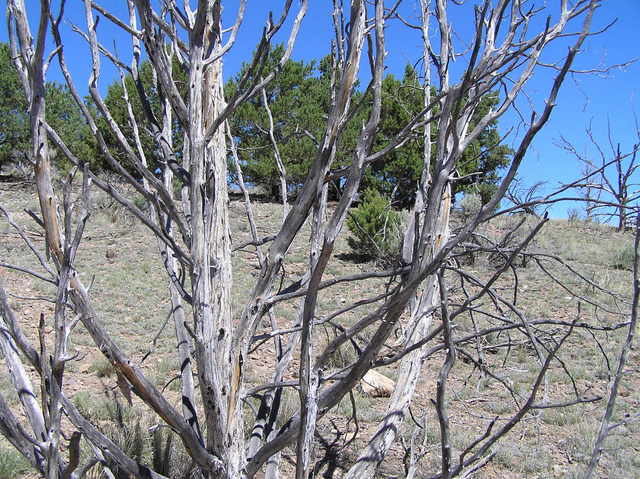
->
(0, 181), (638, 479)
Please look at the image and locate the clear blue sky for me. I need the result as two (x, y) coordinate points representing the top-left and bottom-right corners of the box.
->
(2, 1), (639, 217)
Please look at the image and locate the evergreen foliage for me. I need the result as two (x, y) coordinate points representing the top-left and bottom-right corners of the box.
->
(0, 37), (510, 197)
(98, 58), (188, 175)
(46, 82), (97, 171)
(346, 188), (402, 263)
(228, 52), (512, 205)
(226, 46), (364, 199)
(368, 66), (513, 207)
(0, 43), (28, 167)
(366, 65), (426, 208)
(0, 43), (95, 174)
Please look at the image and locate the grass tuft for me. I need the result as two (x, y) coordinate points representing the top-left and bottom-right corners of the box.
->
(88, 357), (116, 378)
(0, 447), (30, 478)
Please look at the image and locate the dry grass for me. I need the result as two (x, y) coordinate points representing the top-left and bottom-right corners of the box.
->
(0, 182), (638, 478)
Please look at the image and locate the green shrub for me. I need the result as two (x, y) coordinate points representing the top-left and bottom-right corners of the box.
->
(460, 192), (482, 220)
(75, 393), (203, 479)
(133, 194), (147, 211)
(0, 446), (30, 478)
(347, 188), (401, 264)
(610, 241), (635, 270)
(88, 357), (115, 378)
(73, 391), (106, 420)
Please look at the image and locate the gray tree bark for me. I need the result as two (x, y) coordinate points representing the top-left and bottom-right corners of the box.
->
(0, 2), (606, 479)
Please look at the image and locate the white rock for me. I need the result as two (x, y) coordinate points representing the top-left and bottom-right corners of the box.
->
(361, 370), (395, 398)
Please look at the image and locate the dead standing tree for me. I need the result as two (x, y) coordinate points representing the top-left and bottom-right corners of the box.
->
(0, 1), (616, 478)
(559, 125), (640, 230)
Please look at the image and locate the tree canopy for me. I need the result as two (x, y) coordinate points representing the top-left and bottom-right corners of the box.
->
(0, 43), (94, 174)
(228, 51), (512, 206)
(0, 43), (29, 167)
(369, 66), (512, 206)
(226, 46), (364, 199)
(98, 58), (188, 175)
(1, 39), (509, 198)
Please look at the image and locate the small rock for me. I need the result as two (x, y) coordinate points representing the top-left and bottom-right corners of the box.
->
(361, 370), (395, 398)
(553, 465), (567, 475)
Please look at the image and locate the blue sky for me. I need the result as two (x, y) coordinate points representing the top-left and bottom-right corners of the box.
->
(2, 1), (639, 217)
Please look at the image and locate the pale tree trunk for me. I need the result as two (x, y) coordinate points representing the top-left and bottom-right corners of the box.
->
(187, 8), (242, 473)
(159, 99), (199, 439)
(296, 2), (383, 477)
(22, 0), (227, 475)
(7, 3), (64, 477)
(344, 190), (451, 479)
(121, 0), (200, 442)
(343, 3), (450, 472)
(262, 86), (289, 220)
(1, 1), (605, 478)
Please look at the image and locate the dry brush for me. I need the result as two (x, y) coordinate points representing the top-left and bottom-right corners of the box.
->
(0, 1), (632, 479)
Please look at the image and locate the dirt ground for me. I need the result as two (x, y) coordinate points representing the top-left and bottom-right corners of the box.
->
(1, 181), (639, 478)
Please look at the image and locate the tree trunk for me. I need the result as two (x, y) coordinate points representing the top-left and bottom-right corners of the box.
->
(187, 8), (242, 475)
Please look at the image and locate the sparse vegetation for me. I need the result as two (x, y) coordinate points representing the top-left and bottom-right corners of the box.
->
(493, 441), (553, 477)
(88, 357), (116, 378)
(609, 241), (635, 270)
(0, 446), (30, 478)
(1, 1), (636, 479)
(2, 184), (639, 478)
(567, 207), (582, 224)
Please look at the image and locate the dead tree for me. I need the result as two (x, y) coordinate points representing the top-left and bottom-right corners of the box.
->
(559, 125), (640, 231)
(506, 177), (546, 217)
(0, 1), (622, 479)
(580, 160), (598, 221)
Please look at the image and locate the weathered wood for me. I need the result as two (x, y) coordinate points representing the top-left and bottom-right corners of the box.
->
(2, 2), (605, 479)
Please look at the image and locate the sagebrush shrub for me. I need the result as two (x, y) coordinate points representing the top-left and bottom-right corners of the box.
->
(347, 188), (401, 263)
(610, 241), (635, 270)
(460, 192), (482, 219)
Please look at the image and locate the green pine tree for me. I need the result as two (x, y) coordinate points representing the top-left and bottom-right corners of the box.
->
(98, 59), (188, 176)
(226, 46), (364, 200)
(0, 43), (95, 174)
